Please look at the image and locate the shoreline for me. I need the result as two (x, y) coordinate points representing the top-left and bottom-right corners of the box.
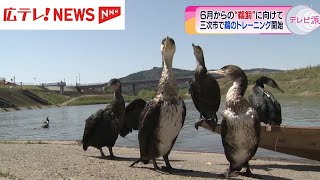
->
(0, 105), (61, 113)
(0, 140), (319, 180)
(1, 94), (319, 113)
(0, 139), (313, 162)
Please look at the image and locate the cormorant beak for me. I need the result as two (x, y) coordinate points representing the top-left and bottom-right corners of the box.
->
(277, 87), (284, 93)
(164, 37), (169, 50)
(207, 70), (225, 76)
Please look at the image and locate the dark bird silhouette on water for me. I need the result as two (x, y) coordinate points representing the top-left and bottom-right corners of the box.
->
(208, 65), (261, 178)
(189, 43), (221, 131)
(42, 116), (49, 128)
(130, 36), (190, 174)
(248, 76), (284, 126)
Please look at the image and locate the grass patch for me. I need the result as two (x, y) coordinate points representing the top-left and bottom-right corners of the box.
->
(67, 95), (112, 106)
(31, 90), (71, 105)
(0, 141), (19, 144)
(136, 89), (157, 99)
(0, 170), (21, 180)
(217, 65), (320, 96)
(68, 99), (110, 106)
(0, 85), (71, 108)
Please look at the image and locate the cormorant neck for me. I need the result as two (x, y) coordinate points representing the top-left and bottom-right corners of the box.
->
(114, 87), (122, 99)
(226, 76), (248, 104)
(157, 55), (178, 99)
(195, 63), (207, 79)
(196, 55), (205, 67)
(255, 77), (265, 88)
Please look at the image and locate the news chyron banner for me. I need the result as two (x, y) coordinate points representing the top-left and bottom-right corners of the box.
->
(186, 5), (320, 35)
(0, 0), (125, 30)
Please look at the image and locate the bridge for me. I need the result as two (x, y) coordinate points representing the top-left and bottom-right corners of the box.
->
(41, 81), (66, 95)
(42, 75), (222, 95)
(73, 76), (224, 95)
(71, 77), (194, 95)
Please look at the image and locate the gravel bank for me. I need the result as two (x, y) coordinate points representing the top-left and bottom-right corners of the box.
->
(0, 141), (319, 180)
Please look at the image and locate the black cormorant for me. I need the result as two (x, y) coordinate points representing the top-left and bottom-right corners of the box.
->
(208, 65), (261, 178)
(129, 36), (188, 173)
(248, 76), (284, 126)
(42, 116), (49, 128)
(82, 78), (125, 159)
(189, 43), (221, 130)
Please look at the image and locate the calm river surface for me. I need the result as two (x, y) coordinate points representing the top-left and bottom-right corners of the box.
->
(0, 97), (319, 160)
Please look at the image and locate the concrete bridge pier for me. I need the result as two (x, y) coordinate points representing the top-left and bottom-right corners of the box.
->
(60, 85), (64, 95)
(58, 81), (66, 95)
(132, 84), (136, 96)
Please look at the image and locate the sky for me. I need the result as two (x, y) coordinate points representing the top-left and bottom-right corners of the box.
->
(1, 0), (319, 85)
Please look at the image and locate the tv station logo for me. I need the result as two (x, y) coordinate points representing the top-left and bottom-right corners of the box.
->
(0, 0), (125, 30)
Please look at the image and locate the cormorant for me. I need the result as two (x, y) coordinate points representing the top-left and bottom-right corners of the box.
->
(82, 78), (125, 159)
(248, 76), (284, 126)
(130, 36), (188, 173)
(208, 65), (261, 178)
(189, 43), (221, 131)
(42, 116), (49, 128)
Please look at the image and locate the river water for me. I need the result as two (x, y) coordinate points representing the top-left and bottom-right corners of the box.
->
(0, 97), (319, 160)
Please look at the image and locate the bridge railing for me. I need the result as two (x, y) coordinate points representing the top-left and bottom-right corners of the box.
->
(42, 82), (66, 87)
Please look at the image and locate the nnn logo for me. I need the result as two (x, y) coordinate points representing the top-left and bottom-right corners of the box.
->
(99, 7), (121, 24)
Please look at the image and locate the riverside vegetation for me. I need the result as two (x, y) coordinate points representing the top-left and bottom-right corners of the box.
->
(0, 65), (319, 110)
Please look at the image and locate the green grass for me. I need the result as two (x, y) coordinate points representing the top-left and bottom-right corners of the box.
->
(69, 66), (320, 105)
(136, 89), (157, 99)
(217, 65), (320, 97)
(66, 95), (112, 106)
(0, 88), (42, 107)
(30, 90), (71, 105)
(0, 85), (72, 108)
(99, 89), (157, 104)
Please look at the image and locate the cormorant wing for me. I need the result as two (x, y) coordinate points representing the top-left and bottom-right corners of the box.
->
(203, 75), (221, 111)
(180, 97), (187, 126)
(247, 107), (261, 158)
(138, 100), (162, 158)
(189, 80), (202, 111)
(119, 98), (147, 137)
(264, 91), (282, 125)
(189, 75), (221, 118)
